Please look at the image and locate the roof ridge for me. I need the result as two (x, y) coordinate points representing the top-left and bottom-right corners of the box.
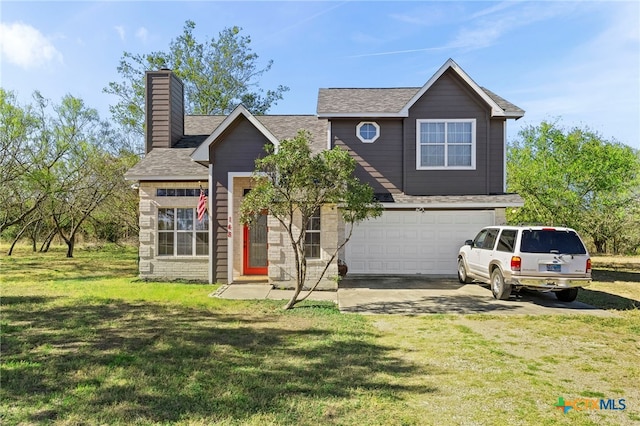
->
(319, 87), (420, 90)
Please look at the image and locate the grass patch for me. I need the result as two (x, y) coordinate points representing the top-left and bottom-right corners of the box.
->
(579, 256), (640, 310)
(2, 246), (640, 424)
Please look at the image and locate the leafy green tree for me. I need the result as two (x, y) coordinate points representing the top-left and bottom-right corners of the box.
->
(1, 90), (139, 255)
(104, 21), (289, 150)
(0, 89), (45, 235)
(507, 121), (640, 253)
(45, 95), (135, 257)
(240, 131), (382, 309)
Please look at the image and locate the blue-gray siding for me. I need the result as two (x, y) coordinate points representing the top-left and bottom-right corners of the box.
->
(331, 119), (404, 194)
(403, 69), (505, 195)
(210, 116), (270, 283)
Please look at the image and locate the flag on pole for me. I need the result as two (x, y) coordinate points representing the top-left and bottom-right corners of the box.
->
(197, 188), (207, 222)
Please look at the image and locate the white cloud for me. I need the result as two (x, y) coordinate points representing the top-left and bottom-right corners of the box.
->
(135, 27), (148, 43)
(450, 2), (577, 51)
(0, 21), (63, 69)
(351, 2), (576, 58)
(115, 25), (126, 41)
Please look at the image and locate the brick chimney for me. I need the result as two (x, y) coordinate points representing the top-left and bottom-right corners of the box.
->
(144, 70), (185, 153)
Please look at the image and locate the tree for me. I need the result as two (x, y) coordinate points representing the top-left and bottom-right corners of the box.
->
(1, 90), (139, 256)
(104, 21), (289, 151)
(0, 89), (45, 235)
(507, 121), (640, 254)
(45, 95), (134, 257)
(240, 131), (382, 309)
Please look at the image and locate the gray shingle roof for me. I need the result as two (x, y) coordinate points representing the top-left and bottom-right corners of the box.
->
(317, 88), (419, 115)
(183, 114), (328, 153)
(184, 115), (226, 135)
(317, 86), (523, 118)
(124, 148), (208, 180)
(127, 114), (328, 180)
(390, 193), (524, 206)
(480, 87), (525, 118)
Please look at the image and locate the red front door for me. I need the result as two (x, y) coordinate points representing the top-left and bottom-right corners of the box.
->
(243, 213), (268, 275)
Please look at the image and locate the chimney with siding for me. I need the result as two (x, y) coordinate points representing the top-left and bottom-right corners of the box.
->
(144, 69), (185, 153)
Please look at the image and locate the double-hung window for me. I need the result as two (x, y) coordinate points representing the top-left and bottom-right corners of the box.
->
(158, 208), (208, 256)
(416, 119), (476, 169)
(305, 208), (321, 259)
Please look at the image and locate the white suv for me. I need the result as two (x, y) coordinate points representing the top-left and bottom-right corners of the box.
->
(457, 226), (592, 302)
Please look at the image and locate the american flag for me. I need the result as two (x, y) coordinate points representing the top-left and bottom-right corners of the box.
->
(197, 188), (207, 222)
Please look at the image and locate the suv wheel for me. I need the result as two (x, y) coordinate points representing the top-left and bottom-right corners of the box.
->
(457, 258), (473, 284)
(555, 288), (579, 302)
(491, 269), (511, 300)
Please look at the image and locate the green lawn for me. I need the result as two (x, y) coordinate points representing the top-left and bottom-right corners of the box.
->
(1, 245), (639, 425)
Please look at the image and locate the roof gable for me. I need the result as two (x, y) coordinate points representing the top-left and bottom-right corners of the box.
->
(191, 105), (280, 162)
(399, 58), (507, 117)
(317, 58), (524, 119)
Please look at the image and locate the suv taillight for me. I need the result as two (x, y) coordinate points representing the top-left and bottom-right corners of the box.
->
(511, 256), (522, 272)
(586, 258), (592, 274)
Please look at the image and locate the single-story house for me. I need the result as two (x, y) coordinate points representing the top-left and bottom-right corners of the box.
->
(125, 58), (525, 289)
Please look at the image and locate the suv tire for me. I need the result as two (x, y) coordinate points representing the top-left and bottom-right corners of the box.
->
(555, 288), (579, 302)
(491, 269), (511, 300)
(457, 258), (473, 284)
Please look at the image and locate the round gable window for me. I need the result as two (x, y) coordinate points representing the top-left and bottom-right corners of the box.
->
(356, 121), (380, 143)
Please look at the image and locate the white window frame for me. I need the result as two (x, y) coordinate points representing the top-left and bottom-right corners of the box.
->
(356, 121), (380, 143)
(157, 207), (209, 257)
(305, 208), (321, 259)
(416, 119), (476, 170)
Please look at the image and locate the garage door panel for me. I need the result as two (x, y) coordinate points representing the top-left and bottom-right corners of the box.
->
(346, 210), (494, 275)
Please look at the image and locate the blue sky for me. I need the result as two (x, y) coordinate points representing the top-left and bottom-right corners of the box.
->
(1, 1), (639, 149)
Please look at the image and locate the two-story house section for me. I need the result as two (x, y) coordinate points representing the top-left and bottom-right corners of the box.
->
(125, 58), (524, 286)
(318, 59), (524, 275)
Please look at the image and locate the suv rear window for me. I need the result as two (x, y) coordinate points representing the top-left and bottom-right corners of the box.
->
(520, 230), (587, 254)
(497, 229), (517, 253)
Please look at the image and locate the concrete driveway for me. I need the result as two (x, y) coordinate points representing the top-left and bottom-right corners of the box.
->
(337, 275), (615, 316)
(214, 275), (615, 316)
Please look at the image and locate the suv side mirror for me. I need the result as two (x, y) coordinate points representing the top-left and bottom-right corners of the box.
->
(465, 239), (474, 246)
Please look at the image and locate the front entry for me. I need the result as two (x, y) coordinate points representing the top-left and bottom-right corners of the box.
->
(243, 213), (268, 275)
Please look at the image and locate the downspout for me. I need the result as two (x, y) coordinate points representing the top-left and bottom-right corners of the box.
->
(209, 163), (214, 284)
(402, 117), (407, 193)
(504, 120), (507, 193)
(486, 111), (490, 194)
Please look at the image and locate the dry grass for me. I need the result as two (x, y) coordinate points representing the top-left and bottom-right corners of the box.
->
(1, 246), (639, 425)
(580, 256), (640, 310)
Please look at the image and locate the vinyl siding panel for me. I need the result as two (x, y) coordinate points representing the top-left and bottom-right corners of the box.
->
(169, 76), (184, 146)
(145, 71), (184, 153)
(332, 119), (403, 194)
(404, 69), (500, 196)
(210, 117), (271, 283)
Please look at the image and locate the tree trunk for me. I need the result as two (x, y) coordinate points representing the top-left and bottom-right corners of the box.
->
(40, 229), (56, 252)
(7, 219), (36, 255)
(284, 285), (303, 310)
(66, 233), (75, 258)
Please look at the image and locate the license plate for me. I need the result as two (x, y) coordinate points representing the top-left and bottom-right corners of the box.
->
(547, 264), (561, 272)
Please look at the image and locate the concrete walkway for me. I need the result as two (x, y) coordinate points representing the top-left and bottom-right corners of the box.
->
(213, 276), (616, 316)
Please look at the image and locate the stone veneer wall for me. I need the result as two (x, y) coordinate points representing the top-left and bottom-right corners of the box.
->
(138, 181), (209, 281)
(267, 204), (339, 290)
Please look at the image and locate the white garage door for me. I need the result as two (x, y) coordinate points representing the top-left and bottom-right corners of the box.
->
(345, 210), (495, 275)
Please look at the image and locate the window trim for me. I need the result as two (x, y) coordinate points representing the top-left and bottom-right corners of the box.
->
(356, 121), (380, 143)
(416, 119), (476, 170)
(157, 207), (209, 257)
(305, 208), (321, 259)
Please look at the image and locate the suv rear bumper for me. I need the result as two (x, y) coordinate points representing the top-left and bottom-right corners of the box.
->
(506, 275), (591, 289)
